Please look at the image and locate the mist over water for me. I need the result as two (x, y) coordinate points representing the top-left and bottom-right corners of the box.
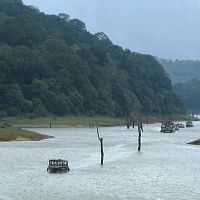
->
(1, 123), (200, 200)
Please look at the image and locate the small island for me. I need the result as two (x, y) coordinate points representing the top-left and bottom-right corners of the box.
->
(188, 139), (200, 145)
(0, 127), (52, 142)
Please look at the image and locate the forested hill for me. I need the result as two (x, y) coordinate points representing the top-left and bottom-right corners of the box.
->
(158, 58), (200, 84)
(158, 58), (200, 113)
(0, 0), (184, 117)
(174, 79), (200, 112)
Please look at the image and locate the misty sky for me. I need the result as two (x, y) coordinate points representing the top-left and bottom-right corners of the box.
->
(22, 0), (200, 60)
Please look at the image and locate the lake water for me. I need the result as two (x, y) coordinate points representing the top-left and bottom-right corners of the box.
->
(0, 122), (200, 200)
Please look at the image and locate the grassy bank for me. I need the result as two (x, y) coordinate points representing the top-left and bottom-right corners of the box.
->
(0, 127), (52, 142)
(2, 116), (126, 128)
(1, 114), (198, 128)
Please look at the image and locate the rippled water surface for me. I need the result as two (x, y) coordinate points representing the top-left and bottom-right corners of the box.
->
(1, 122), (200, 200)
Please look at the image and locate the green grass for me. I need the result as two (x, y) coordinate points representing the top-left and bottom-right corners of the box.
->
(0, 127), (51, 142)
(0, 114), (197, 128)
(1, 115), (126, 127)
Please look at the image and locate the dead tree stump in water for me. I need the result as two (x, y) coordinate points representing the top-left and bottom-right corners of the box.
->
(132, 120), (135, 128)
(127, 115), (135, 129)
(127, 118), (131, 129)
(146, 115), (149, 125)
(97, 125), (104, 165)
(138, 125), (142, 151)
(133, 112), (135, 128)
(137, 113), (143, 151)
(140, 123), (143, 132)
(128, 111), (143, 151)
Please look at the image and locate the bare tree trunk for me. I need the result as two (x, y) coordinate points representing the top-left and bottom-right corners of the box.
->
(132, 120), (135, 128)
(100, 138), (104, 165)
(97, 125), (104, 165)
(140, 123), (143, 132)
(127, 117), (130, 129)
(138, 112), (143, 151)
(138, 125), (141, 151)
(132, 113), (135, 128)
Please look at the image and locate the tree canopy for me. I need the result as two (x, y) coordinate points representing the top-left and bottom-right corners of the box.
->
(174, 80), (200, 113)
(158, 58), (200, 84)
(158, 58), (200, 112)
(0, 0), (185, 117)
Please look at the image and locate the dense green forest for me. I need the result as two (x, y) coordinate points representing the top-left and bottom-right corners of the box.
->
(174, 79), (200, 112)
(158, 58), (200, 113)
(0, 0), (184, 117)
(158, 58), (200, 84)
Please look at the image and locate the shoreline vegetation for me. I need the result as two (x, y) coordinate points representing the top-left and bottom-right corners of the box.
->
(0, 114), (198, 142)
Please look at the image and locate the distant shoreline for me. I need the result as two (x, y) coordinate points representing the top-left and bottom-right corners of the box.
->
(13, 124), (121, 128)
(0, 114), (198, 142)
(1, 114), (199, 128)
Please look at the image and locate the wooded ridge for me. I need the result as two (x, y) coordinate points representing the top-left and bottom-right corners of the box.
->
(0, 0), (185, 117)
(158, 58), (200, 113)
(158, 58), (200, 84)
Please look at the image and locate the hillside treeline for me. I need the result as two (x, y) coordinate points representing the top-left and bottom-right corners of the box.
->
(158, 58), (200, 84)
(158, 58), (200, 113)
(0, 0), (184, 117)
(174, 80), (200, 113)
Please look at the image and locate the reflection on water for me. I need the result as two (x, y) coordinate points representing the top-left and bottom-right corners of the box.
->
(0, 122), (200, 200)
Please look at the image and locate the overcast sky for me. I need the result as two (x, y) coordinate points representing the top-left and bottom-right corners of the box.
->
(22, 0), (200, 60)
